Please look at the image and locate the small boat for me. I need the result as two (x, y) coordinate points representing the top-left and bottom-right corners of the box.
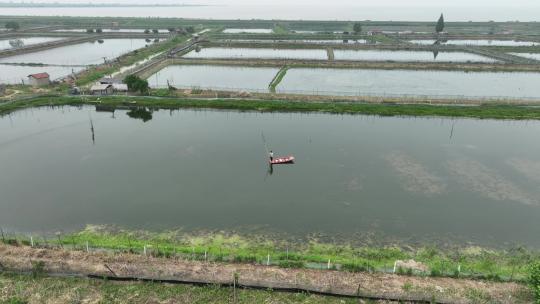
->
(270, 155), (295, 165)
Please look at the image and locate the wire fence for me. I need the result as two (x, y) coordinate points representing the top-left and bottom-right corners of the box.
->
(149, 83), (540, 102)
(0, 232), (527, 283)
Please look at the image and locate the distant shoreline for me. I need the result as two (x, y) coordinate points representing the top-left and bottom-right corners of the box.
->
(0, 3), (213, 8)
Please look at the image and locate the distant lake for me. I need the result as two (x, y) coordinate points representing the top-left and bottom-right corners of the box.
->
(1, 5), (539, 21)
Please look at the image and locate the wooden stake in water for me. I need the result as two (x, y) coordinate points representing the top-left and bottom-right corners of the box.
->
(30, 236), (34, 247)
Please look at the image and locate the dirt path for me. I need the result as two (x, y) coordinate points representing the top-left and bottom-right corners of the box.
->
(0, 244), (531, 303)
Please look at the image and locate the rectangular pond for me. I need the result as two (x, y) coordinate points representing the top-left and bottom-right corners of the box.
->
(222, 39), (370, 44)
(53, 28), (169, 33)
(0, 64), (85, 84)
(333, 50), (496, 62)
(0, 39), (154, 66)
(147, 64), (279, 91)
(509, 53), (540, 61)
(222, 28), (273, 34)
(2, 106), (540, 248)
(409, 39), (540, 46)
(276, 68), (540, 99)
(0, 37), (65, 50)
(183, 47), (328, 60)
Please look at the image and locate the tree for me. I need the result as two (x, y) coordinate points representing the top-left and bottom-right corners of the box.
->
(528, 261), (540, 303)
(436, 14), (445, 33)
(96, 28), (103, 33)
(124, 75), (149, 95)
(185, 26), (195, 34)
(152, 29), (159, 34)
(5, 21), (20, 31)
(353, 22), (362, 34)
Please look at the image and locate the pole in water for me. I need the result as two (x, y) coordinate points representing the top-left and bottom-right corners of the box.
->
(30, 236), (34, 247)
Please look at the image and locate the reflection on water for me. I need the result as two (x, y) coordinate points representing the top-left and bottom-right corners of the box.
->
(2, 106), (540, 248)
(127, 108), (153, 122)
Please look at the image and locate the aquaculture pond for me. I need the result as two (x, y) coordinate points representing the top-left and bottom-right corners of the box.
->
(183, 47), (328, 60)
(53, 28), (169, 33)
(0, 39), (154, 66)
(333, 50), (495, 62)
(0, 64), (85, 84)
(222, 39), (370, 44)
(2, 106), (540, 248)
(510, 53), (540, 61)
(0, 37), (65, 50)
(222, 28), (273, 34)
(148, 65), (279, 90)
(276, 68), (540, 99)
(409, 39), (540, 46)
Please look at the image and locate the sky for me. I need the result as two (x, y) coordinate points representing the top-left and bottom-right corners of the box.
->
(1, 0), (539, 6)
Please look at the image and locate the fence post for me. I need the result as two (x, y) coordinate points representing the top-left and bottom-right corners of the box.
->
(30, 236), (34, 247)
(144, 245), (147, 256)
(86, 241), (89, 253)
(327, 259), (331, 270)
(393, 261), (397, 274)
(267, 254), (270, 266)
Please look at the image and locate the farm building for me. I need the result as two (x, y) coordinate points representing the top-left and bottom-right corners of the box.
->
(27, 73), (50, 86)
(90, 84), (114, 95)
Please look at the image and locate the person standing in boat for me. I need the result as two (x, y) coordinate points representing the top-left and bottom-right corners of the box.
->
(269, 150), (274, 161)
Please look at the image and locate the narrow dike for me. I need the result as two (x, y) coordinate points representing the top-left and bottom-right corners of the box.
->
(268, 66), (289, 93)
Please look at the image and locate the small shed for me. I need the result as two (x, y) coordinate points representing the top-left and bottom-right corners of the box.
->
(90, 84), (114, 95)
(28, 73), (50, 86)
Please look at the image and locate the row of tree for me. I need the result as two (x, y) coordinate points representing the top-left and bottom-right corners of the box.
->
(351, 14), (444, 35)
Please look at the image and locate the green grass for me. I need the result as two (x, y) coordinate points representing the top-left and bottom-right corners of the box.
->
(75, 36), (188, 86)
(268, 66), (289, 92)
(3, 95), (540, 121)
(5, 226), (536, 283)
(0, 273), (361, 304)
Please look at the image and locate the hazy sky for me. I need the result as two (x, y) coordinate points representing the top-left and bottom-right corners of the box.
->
(1, 0), (539, 6)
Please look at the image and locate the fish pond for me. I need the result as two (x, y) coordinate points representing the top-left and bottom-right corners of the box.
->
(1, 106), (540, 248)
(333, 50), (495, 62)
(0, 39), (154, 66)
(0, 37), (65, 50)
(409, 39), (540, 46)
(183, 47), (328, 60)
(148, 65), (278, 90)
(0, 64), (85, 84)
(147, 65), (540, 98)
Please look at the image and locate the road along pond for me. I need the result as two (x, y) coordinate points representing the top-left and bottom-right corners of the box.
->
(1, 106), (540, 248)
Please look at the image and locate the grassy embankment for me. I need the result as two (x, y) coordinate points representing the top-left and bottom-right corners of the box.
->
(0, 273), (355, 304)
(72, 35), (188, 87)
(268, 66), (289, 93)
(3, 227), (536, 283)
(2, 95), (540, 120)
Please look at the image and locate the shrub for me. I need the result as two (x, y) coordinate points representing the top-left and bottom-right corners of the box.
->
(528, 261), (540, 303)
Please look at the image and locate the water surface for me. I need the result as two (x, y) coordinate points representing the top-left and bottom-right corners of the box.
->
(183, 47), (328, 60)
(0, 64), (84, 84)
(0, 39), (153, 66)
(410, 39), (540, 46)
(2, 106), (540, 248)
(277, 68), (540, 99)
(0, 37), (65, 50)
(148, 64), (278, 90)
(510, 53), (540, 61)
(333, 50), (495, 62)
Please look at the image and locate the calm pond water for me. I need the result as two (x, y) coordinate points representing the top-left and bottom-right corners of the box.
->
(410, 39), (540, 46)
(221, 39), (370, 45)
(0, 39), (153, 66)
(333, 50), (496, 62)
(1, 106), (540, 247)
(510, 53), (540, 61)
(223, 29), (273, 34)
(277, 68), (540, 98)
(183, 47), (328, 60)
(53, 29), (169, 33)
(0, 37), (65, 50)
(148, 65), (279, 90)
(0, 64), (84, 84)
